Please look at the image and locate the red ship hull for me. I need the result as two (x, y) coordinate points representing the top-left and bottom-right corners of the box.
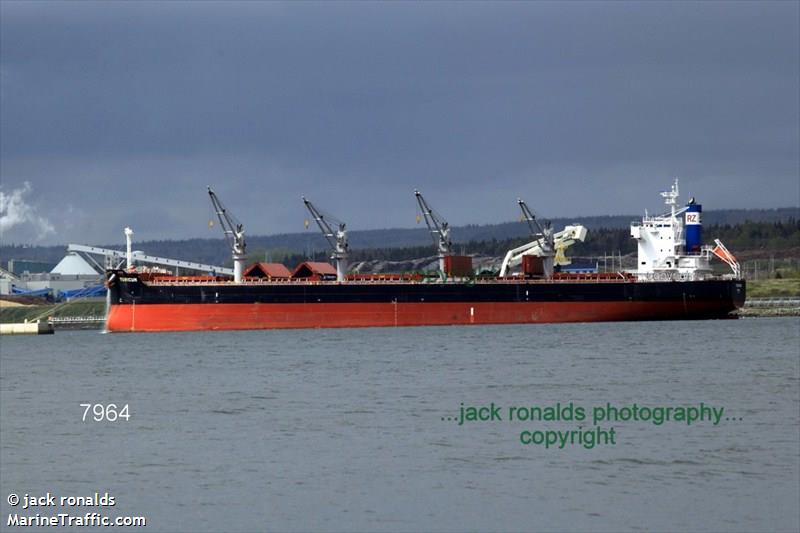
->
(106, 300), (737, 333)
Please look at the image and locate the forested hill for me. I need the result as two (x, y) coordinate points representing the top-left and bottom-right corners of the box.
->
(2, 207), (797, 267)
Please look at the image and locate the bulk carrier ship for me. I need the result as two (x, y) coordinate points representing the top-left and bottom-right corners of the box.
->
(105, 181), (745, 332)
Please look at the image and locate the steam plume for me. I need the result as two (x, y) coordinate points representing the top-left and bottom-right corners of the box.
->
(0, 182), (55, 241)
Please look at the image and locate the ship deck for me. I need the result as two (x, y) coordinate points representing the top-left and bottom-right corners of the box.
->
(141, 273), (638, 287)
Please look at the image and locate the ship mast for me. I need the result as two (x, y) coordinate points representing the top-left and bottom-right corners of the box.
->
(207, 187), (246, 283)
(124, 227), (134, 271)
(302, 196), (349, 282)
(414, 189), (452, 275)
(660, 178), (680, 221)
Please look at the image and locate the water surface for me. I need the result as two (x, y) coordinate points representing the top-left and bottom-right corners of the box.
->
(1, 318), (798, 531)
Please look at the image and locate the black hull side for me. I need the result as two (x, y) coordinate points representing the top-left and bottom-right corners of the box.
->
(107, 271), (745, 309)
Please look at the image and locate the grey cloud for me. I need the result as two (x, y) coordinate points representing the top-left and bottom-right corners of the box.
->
(1, 1), (797, 245)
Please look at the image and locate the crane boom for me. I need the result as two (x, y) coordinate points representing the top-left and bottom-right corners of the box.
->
(208, 187), (246, 283)
(302, 196), (348, 282)
(499, 224), (587, 277)
(518, 199), (548, 243)
(414, 189), (452, 275)
(517, 198), (553, 263)
(499, 198), (587, 277)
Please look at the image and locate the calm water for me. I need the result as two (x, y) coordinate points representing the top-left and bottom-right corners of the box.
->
(1, 318), (798, 532)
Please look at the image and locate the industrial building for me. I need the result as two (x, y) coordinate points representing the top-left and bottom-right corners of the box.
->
(0, 253), (103, 298)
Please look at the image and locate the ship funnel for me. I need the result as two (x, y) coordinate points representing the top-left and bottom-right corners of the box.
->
(685, 201), (702, 253)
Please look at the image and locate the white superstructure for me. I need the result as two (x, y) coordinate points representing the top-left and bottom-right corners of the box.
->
(630, 179), (740, 281)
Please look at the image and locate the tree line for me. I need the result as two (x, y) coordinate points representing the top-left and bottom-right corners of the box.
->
(245, 218), (800, 267)
(2, 217), (798, 271)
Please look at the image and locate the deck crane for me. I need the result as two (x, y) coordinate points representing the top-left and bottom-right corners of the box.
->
(519, 198), (554, 260)
(414, 189), (452, 275)
(302, 196), (349, 282)
(499, 199), (587, 277)
(208, 187), (246, 283)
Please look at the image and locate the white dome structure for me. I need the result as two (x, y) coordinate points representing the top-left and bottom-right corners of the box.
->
(50, 253), (99, 276)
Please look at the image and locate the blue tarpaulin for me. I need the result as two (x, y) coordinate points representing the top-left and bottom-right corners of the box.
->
(58, 285), (106, 300)
(10, 286), (53, 297)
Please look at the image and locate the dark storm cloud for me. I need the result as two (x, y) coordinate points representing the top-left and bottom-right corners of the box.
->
(1, 1), (797, 245)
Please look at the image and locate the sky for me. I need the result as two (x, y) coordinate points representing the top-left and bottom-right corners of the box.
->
(1, 1), (798, 246)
